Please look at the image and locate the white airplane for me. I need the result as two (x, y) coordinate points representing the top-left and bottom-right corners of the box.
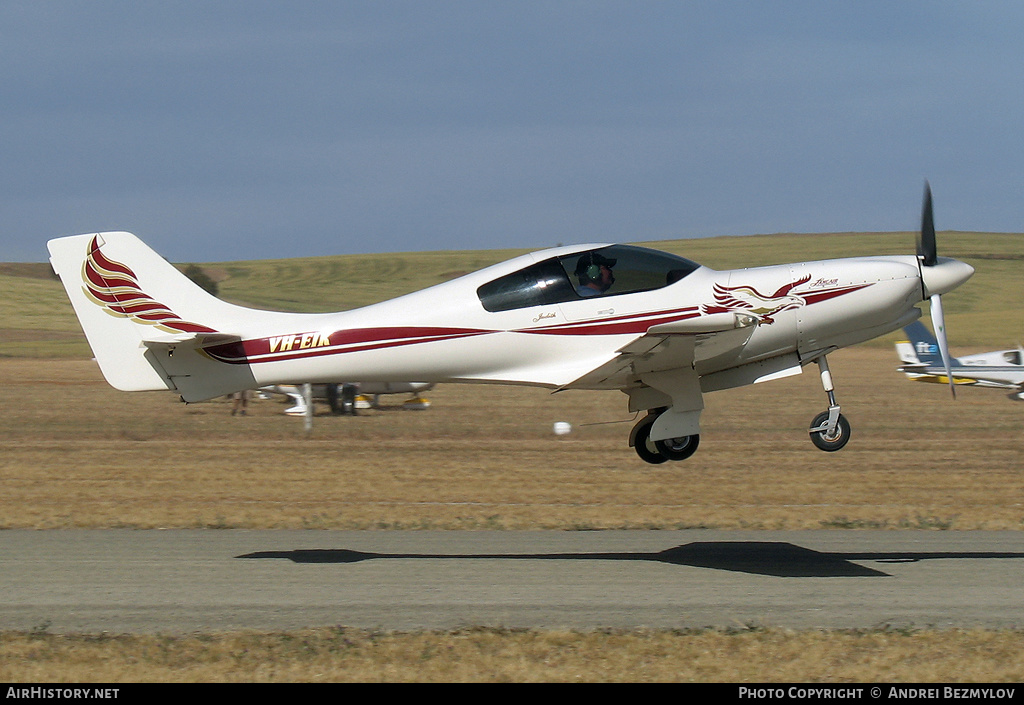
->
(896, 320), (1024, 401)
(47, 184), (973, 464)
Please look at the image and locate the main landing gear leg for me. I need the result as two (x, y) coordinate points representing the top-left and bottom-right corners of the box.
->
(808, 355), (851, 452)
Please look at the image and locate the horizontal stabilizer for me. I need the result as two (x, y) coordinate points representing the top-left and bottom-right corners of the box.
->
(141, 332), (241, 347)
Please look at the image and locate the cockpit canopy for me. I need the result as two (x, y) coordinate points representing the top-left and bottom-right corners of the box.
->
(477, 245), (700, 313)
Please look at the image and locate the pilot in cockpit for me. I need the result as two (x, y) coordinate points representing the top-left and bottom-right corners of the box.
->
(574, 251), (616, 297)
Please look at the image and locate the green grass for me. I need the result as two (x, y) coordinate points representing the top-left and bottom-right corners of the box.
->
(5, 230), (1023, 358)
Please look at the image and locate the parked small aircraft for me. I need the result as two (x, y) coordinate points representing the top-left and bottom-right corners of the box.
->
(896, 320), (1024, 401)
(264, 381), (435, 415)
(47, 184), (973, 463)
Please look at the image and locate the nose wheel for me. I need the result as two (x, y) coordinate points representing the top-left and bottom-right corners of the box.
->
(808, 355), (851, 452)
(809, 410), (851, 451)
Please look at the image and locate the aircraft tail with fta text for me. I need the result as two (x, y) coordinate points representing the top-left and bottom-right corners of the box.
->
(896, 320), (962, 369)
(47, 232), (304, 401)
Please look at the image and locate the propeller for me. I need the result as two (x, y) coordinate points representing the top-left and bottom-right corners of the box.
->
(916, 181), (956, 398)
(917, 182), (937, 266)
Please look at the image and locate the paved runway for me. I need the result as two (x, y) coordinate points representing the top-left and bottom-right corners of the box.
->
(2, 530), (1022, 634)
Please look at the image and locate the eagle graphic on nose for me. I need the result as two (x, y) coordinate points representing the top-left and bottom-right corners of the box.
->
(705, 274), (812, 324)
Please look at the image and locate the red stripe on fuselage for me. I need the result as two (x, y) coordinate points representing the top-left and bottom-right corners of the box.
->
(203, 327), (493, 364)
(201, 309), (703, 365)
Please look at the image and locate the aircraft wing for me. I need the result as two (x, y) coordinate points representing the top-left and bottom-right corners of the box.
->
(917, 364), (1024, 388)
(561, 311), (760, 390)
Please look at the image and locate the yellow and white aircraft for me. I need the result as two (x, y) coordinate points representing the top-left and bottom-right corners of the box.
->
(48, 185), (973, 463)
(896, 321), (1024, 401)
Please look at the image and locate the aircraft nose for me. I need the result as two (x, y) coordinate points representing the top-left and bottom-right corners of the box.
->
(921, 257), (974, 298)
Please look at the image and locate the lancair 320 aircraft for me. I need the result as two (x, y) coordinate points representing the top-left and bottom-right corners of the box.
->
(48, 185), (973, 464)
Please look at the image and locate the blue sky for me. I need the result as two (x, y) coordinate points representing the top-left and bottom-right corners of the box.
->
(3, 1), (1024, 263)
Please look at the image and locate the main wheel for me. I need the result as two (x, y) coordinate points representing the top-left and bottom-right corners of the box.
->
(809, 412), (851, 452)
(655, 434), (700, 461)
(633, 418), (667, 465)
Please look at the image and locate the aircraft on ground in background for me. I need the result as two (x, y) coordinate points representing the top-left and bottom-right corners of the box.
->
(263, 381), (435, 416)
(48, 184), (973, 464)
(896, 320), (1024, 401)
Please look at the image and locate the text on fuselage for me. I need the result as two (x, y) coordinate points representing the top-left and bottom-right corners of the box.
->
(268, 332), (332, 353)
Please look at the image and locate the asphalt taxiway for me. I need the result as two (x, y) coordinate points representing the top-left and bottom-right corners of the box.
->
(2, 530), (1022, 634)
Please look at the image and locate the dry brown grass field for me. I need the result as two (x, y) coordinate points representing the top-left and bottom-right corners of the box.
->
(3, 627), (1023, 683)
(0, 351), (1020, 532)
(1, 231), (1022, 681)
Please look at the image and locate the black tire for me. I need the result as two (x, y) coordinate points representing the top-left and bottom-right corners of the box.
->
(809, 412), (851, 452)
(633, 418), (668, 465)
(326, 384), (341, 414)
(655, 434), (700, 461)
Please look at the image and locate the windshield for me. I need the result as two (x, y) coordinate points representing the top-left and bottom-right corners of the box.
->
(478, 245), (700, 312)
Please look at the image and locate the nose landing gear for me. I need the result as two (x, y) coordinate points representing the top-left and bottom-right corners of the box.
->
(808, 355), (851, 452)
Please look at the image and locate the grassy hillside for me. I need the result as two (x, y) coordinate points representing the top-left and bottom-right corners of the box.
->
(3, 230), (1022, 358)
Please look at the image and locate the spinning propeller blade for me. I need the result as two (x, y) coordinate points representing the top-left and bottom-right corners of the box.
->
(918, 182), (956, 397)
(929, 293), (956, 398)
(918, 182), (937, 266)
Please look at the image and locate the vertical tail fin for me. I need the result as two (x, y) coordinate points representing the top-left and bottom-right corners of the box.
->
(47, 232), (259, 400)
(900, 320), (961, 367)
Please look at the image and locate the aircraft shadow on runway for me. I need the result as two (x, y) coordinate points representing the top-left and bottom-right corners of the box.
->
(237, 541), (1024, 578)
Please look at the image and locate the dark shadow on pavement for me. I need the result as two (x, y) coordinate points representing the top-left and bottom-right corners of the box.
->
(238, 541), (1024, 577)
(239, 541), (1024, 577)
